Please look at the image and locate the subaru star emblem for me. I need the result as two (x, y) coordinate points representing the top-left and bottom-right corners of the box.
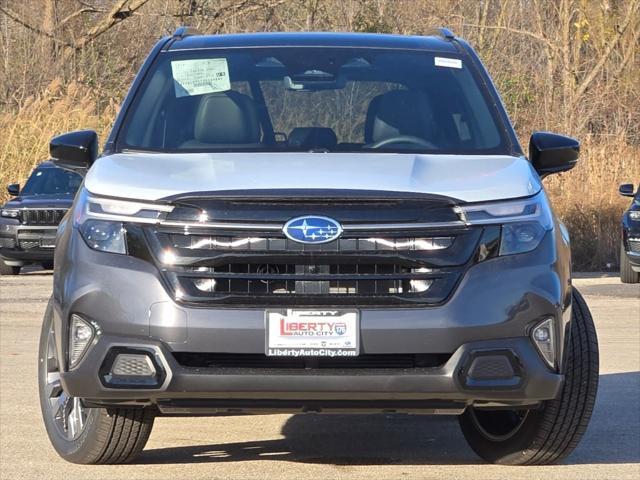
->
(283, 216), (343, 244)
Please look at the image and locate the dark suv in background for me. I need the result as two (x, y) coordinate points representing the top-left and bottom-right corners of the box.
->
(619, 183), (640, 283)
(0, 161), (82, 275)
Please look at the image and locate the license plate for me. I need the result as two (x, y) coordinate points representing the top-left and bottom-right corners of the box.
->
(40, 239), (55, 248)
(265, 309), (359, 357)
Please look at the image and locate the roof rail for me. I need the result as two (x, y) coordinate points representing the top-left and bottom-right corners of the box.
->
(172, 26), (200, 39)
(426, 27), (455, 40)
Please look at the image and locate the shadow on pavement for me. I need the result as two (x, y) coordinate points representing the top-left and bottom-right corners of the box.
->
(15, 264), (52, 275)
(139, 371), (639, 466)
(566, 371), (640, 465)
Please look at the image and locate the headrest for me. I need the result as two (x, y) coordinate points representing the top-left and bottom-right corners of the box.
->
(364, 90), (434, 143)
(193, 91), (261, 144)
(288, 127), (338, 149)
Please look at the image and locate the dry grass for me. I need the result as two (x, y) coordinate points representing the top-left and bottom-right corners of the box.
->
(546, 138), (640, 270)
(0, 82), (637, 271)
(0, 79), (116, 195)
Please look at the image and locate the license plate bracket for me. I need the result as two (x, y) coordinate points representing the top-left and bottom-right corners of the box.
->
(265, 309), (359, 357)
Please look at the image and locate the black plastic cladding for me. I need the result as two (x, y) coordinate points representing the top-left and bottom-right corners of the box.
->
(164, 192), (461, 223)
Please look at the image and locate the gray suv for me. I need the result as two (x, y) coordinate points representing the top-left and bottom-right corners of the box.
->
(39, 28), (598, 465)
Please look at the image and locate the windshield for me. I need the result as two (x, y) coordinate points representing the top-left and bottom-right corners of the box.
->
(119, 47), (510, 154)
(21, 167), (82, 196)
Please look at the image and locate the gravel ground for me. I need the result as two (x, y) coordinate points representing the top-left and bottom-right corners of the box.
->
(0, 271), (638, 480)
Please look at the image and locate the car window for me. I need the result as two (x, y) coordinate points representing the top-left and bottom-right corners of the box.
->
(20, 167), (82, 196)
(120, 47), (508, 154)
(260, 80), (401, 144)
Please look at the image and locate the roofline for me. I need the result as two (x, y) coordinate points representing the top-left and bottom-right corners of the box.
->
(166, 27), (459, 50)
(172, 26), (456, 40)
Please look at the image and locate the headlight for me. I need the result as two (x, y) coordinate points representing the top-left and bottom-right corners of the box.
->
(500, 221), (547, 255)
(1, 208), (19, 218)
(459, 191), (553, 256)
(73, 188), (173, 255)
(629, 211), (640, 221)
(79, 219), (127, 254)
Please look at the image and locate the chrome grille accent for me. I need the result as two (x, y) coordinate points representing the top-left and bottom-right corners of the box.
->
(169, 234), (454, 252)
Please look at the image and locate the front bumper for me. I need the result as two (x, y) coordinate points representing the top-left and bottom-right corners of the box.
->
(63, 334), (561, 414)
(622, 225), (640, 270)
(0, 221), (56, 264)
(53, 228), (570, 413)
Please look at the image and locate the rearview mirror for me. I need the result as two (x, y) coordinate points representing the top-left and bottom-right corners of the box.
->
(7, 183), (19, 196)
(49, 130), (98, 170)
(619, 184), (636, 197)
(283, 73), (347, 91)
(529, 132), (579, 177)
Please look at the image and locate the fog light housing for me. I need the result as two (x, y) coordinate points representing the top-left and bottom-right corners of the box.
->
(68, 314), (96, 369)
(100, 347), (165, 388)
(531, 318), (556, 369)
(112, 354), (156, 377)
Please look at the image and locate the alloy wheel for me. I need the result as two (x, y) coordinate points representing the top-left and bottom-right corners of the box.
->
(43, 324), (87, 440)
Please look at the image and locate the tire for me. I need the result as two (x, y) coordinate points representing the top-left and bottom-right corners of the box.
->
(459, 288), (599, 465)
(620, 243), (639, 283)
(38, 299), (155, 464)
(0, 261), (20, 275)
(41, 260), (54, 271)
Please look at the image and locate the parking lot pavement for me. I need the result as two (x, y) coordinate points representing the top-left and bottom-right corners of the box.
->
(1, 272), (638, 480)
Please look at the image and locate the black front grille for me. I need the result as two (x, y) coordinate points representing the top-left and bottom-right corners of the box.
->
(129, 196), (497, 307)
(180, 262), (436, 296)
(140, 227), (480, 306)
(20, 209), (67, 225)
(135, 224), (491, 306)
(173, 352), (451, 369)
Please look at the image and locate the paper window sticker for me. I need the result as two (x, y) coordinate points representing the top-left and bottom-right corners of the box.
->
(434, 57), (463, 69)
(171, 58), (231, 98)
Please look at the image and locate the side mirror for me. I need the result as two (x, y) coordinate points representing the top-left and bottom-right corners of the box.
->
(7, 183), (20, 196)
(49, 130), (98, 170)
(619, 183), (636, 197)
(529, 132), (579, 177)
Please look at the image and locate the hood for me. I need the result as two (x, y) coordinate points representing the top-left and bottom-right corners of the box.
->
(2, 194), (74, 209)
(84, 152), (541, 203)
